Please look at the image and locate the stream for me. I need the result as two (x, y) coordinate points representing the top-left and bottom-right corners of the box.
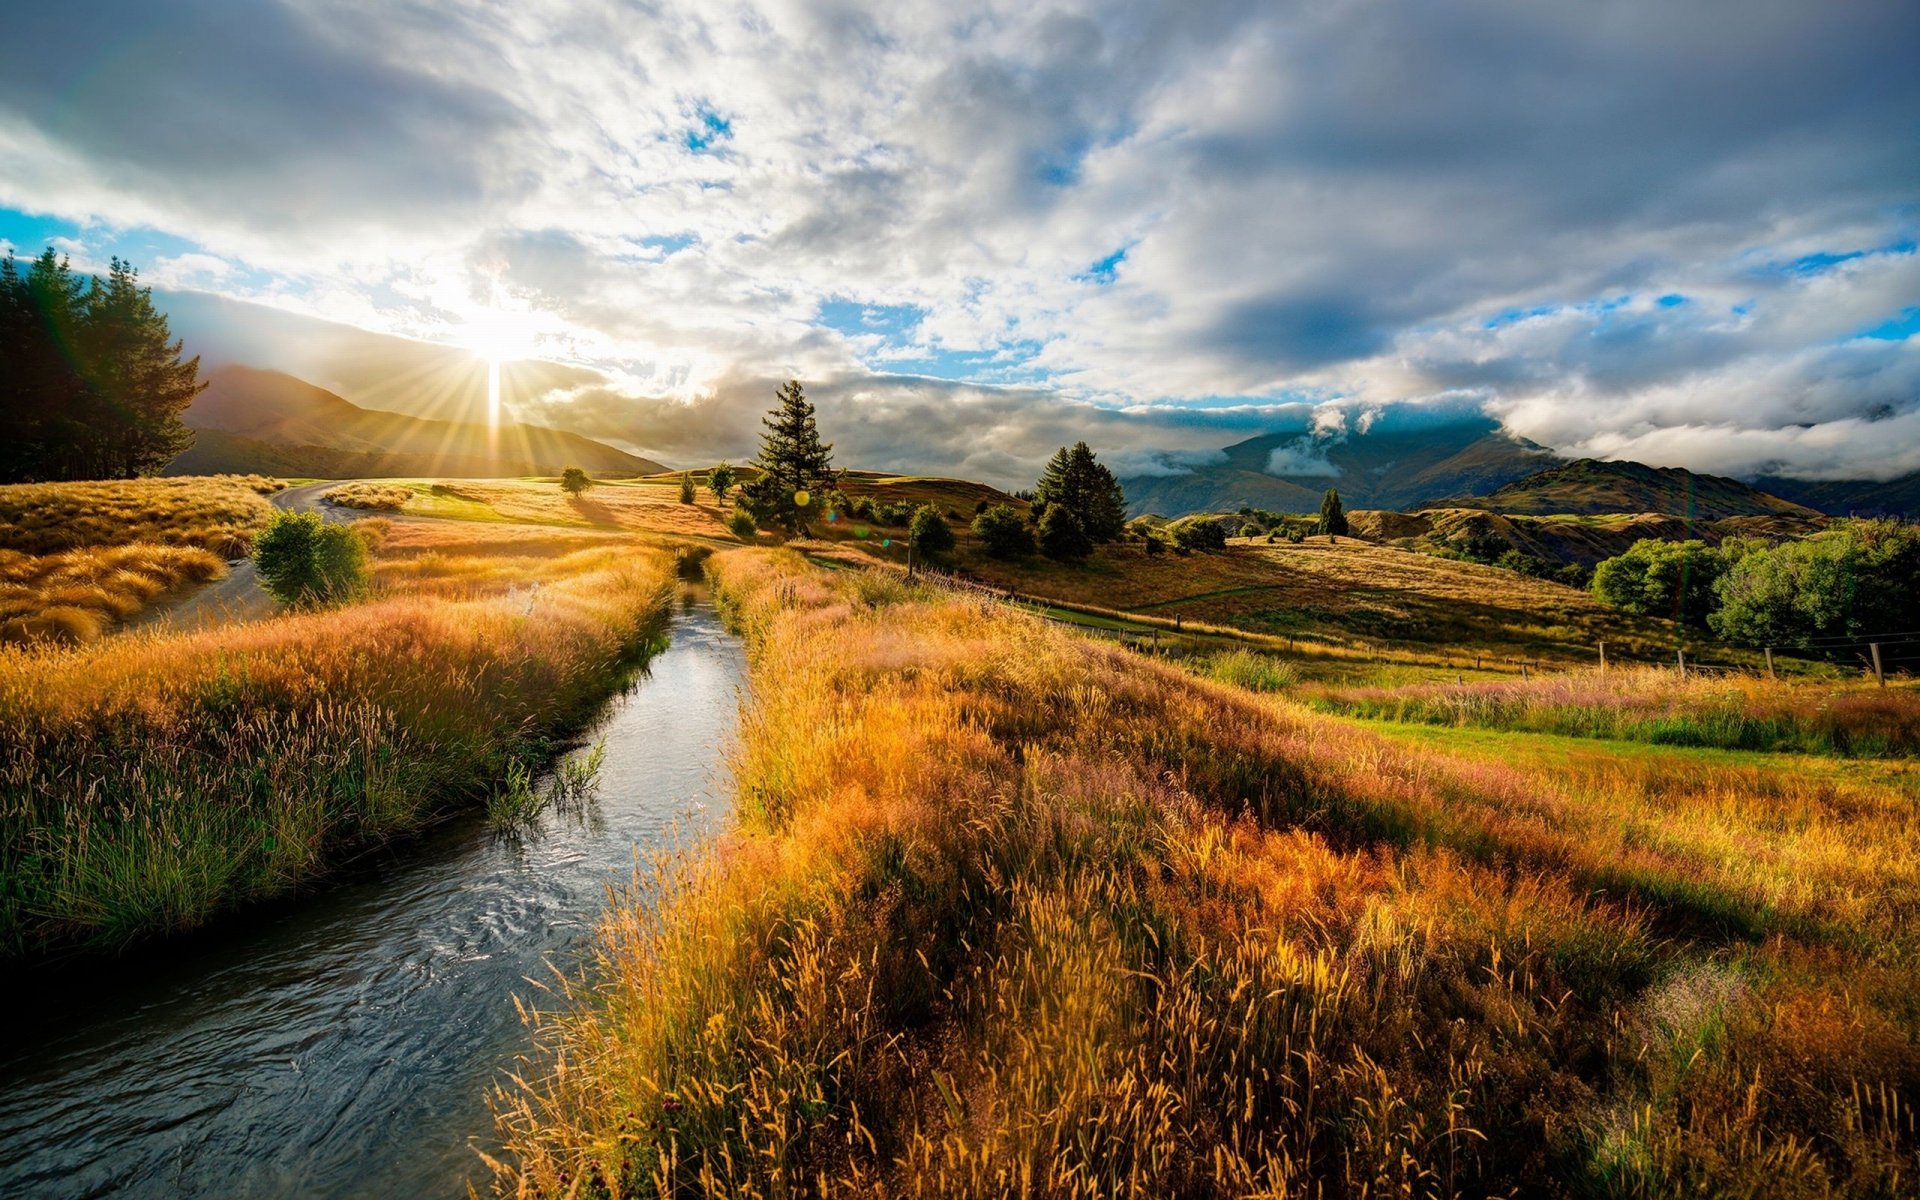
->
(0, 597), (745, 1199)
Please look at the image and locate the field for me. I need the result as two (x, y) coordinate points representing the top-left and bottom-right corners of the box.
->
(0, 516), (677, 955)
(0, 475), (285, 555)
(811, 522), (1698, 669)
(0, 476), (287, 642)
(489, 549), (1920, 1197)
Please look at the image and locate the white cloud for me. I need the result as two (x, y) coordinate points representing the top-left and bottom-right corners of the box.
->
(2, 0), (1915, 482)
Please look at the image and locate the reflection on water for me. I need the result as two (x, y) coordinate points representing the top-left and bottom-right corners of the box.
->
(0, 599), (745, 1199)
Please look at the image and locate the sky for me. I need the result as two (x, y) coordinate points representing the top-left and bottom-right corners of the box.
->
(1, 0), (1916, 486)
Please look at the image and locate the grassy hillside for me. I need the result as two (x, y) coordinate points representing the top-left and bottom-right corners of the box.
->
(1349, 506), (1828, 566)
(491, 549), (1920, 1197)
(169, 366), (665, 478)
(1449, 458), (1818, 519)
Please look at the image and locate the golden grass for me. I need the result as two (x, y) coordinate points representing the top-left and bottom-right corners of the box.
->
(1310, 665), (1920, 756)
(0, 522), (676, 955)
(0, 543), (227, 644)
(489, 551), (1919, 1197)
(322, 481), (413, 510)
(0, 475), (284, 556)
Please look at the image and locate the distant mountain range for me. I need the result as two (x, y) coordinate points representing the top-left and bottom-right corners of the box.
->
(165, 366), (665, 479)
(1444, 458), (1819, 520)
(1122, 416), (1912, 519)
(1748, 471), (1920, 518)
(1121, 416), (1556, 515)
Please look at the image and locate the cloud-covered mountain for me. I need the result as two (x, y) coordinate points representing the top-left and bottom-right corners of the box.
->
(1121, 410), (1555, 515)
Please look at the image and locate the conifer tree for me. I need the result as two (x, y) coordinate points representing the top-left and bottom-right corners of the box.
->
(1032, 441), (1127, 543)
(1318, 488), (1348, 538)
(742, 380), (836, 533)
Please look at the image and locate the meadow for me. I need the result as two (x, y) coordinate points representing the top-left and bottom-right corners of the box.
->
(1308, 666), (1920, 757)
(0, 475), (286, 642)
(489, 549), (1920, 1198)
(0, 520), (677, 955)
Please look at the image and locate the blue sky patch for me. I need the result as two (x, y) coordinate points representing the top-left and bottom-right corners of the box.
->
(684, 107), (733, 153)
(1077, 245), (1128, 285)
(1858, 306), (1920, 341)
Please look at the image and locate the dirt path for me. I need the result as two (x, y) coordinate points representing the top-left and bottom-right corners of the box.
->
(134, 482), (391, 633)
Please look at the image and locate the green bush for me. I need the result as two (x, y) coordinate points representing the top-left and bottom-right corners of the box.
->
(1170, 516), (1228, 552)
(909, 505), (955, 556)
(727, 509), (759, 541)
(1709, 521), (1920, 648)
(874, 501), (914, 527)
(972, 503), (1034, 559)
(252, 509), (370, 607)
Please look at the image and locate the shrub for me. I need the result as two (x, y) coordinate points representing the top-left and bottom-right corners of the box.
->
(1143, 534), (1164, 556)
(909, 505), (955, 557)
(972, 503), (1034, 559)
(252, 510), (370, 607)
(560, 467), (593, 496)
(874, 501), (914, 527)
(1038, 505), (1093, 561)
(677, 473), (696, 504)
(1169, 515), (1228, 552)
(849, 497), (875, 520)
(707, 462), (736, 506)
(728, 509), (759, 541)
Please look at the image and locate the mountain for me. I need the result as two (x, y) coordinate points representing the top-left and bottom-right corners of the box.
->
(1120, 415), (1555, 516)
(1449, 459), (1819, 519)
(166, 366), (665, 479)
(1747, 471), (1920, 517)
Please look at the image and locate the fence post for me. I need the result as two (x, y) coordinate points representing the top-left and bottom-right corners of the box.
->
(1521, 662), (1529, 681)
(1598, 641), (1607, 675)
(1677, 648), (1686, 680)
(1764, 646), (1775, 680)
(1871, 643), (1885, 688)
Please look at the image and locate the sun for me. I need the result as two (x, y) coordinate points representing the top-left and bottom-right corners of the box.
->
(451, 305), (552, 431)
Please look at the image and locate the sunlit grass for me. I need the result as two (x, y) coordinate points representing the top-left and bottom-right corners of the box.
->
(0, 474), (284, 556)
(490, 549), (1919, 1197)
(0, 542), (228, 644)
(0, 526), (675, 955)
(322, 481), (413, 511)
(1308, 665), (1920, 756)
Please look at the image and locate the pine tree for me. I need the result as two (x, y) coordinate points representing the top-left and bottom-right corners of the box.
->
(0, 250), (201, 481)
(1318, 488), (1348, 538)
(742, 380), (836, 533)
(1032, 441), (1127, 543)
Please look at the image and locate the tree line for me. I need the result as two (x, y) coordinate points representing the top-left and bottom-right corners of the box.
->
(0, 249), (204, 483)
(1590, 521), (1920, 649)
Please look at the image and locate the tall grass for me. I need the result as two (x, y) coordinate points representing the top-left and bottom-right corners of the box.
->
(0, 542), (673, 955)
(323, 482), (414, 511)
(1310, 666), (1920, 756)
(0, 542), (227, 643)
(0, 474), (284, 556)
(489, 549), (1919, 1197)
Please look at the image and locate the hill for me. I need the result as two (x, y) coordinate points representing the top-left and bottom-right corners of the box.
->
(1449, 458), (1818, 519)
(166, 366), (664, 479)
(1348, 507), (1827, 566)
(1749, 470), (1920, 517)
(1121, 416), (1554, 517)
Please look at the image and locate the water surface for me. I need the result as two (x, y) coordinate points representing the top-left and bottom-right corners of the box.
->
(0, 598), (744, 1199)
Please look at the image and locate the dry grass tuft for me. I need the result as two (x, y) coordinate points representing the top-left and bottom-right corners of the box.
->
(0, 543), (227, 643)
(322, 482), (414, 511)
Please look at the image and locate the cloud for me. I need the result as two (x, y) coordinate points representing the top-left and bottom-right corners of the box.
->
(2, 0), (1916, 483)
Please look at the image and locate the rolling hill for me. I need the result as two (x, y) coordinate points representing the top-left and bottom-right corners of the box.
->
(1347, 507), (1827, 566)
(165, 366), (665, 479)
(1447, 458), (1819, 519)
(1121, 416), (1555, 516)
